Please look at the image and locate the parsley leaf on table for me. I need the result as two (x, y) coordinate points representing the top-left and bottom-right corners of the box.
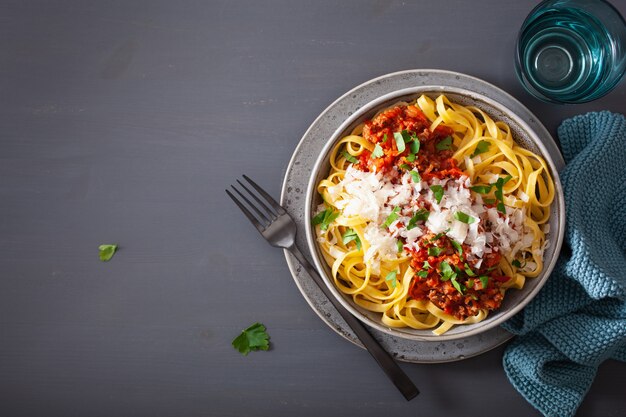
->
(99, 244), (117, 262)
(232, 322), (270, 356)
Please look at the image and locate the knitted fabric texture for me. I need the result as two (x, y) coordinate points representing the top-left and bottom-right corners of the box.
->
(502, 111), (626, 417)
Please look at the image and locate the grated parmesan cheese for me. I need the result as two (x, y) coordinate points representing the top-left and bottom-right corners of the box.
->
(326, 165), (536, 268)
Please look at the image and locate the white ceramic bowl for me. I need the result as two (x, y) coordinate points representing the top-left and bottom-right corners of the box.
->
(304, 85), (565, 341)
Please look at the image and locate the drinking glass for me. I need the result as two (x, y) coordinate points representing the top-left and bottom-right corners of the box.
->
(515, 0), (626, 103)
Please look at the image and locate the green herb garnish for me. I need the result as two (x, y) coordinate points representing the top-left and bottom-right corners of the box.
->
(423, 261), (431, 269)
(512, 259), (522, 268)
(454, 211), (476, 224)
(479, 275), (489, 288)
(428, 246), (443, 257)
(407, 208), (429, 230)
(451, 240), (463, 255)
(393, 131), (407, 153)
(464, 263), (476, 276)
(435, 135), (453, 151)
(386, 270), (398, 288)
(410, 170), (421, 183)
(417, 270), (428, 278)
(406, 153), (416, 162)
(312, 208), (339, 231)
(430, 185), (444, 204)
(494, 175), (512, 214)
(232, 322), (270, 356)
(99, 244), (118, 262)
(470, 184), (493, 194)
(342, 228), (362, 250)
(382, 206), (400, 228)
(382, 133), (388, 143)
(399, 163), (412, 170)
(470, 140), (490, 158)
(397, 239), (403, 253)
(439, 261), (457, 282)
(483, 198), (497, 205)
(341, 150), (358, 164)
(430, 230), (449, 242)
(450, 276), (465, 294)
(409, 138), (420, 154)
(371, 144), (384, 158)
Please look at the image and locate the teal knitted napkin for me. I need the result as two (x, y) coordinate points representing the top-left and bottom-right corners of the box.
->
(502, 111), (626, 417)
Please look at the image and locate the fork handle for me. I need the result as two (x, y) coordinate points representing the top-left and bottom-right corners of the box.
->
(287, 244), (419, 401)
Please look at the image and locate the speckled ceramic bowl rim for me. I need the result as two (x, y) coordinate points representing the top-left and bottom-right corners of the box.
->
(303, 84), (565, 342)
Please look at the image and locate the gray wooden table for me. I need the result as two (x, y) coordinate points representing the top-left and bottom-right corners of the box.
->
(1, 1), (625, 416)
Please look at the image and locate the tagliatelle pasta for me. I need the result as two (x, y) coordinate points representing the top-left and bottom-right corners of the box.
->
(312, 94), (555, 335)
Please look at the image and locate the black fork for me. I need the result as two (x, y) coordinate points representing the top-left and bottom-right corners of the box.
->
(226, 175), (419, 401)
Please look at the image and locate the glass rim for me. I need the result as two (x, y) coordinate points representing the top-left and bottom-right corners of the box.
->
(514, 0), (626, 104)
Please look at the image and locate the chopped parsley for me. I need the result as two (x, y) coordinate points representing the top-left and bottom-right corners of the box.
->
(382, 206), (400, 228)
(99, 244), (117, 262)
(382, 133), (388, 143)
(232, 322), (270, 356)
(494, 175), (512, 214)
(399, 163), (412, 170)
(512, 259), (522, 268)
(430, 230), (449, 242)
(423, 261), (431, 269)
(464, 263), (476, 276)
(470, 184), (493, 194)
(454, 211), (476, 224)
(479, 275), (489, 288)
(428, 246), (443, 257)
(439, 261), (457, 281)
(342, 228), (362, 250)
(397, 239), (404, 253)
(409, 138), (420, 154)
(386, 270), (398, 288)
(450, 276), (465, 294)
(341, 150), (358, 164)
(407, 208), (429, 230)
(470, 140), (490, 158)
(430, 185), (444, 204)
(417, 270), (428, 278)
(406, 153), (416, 162)
(410, 170), (421, 183)
(451, 240), (463, 255)
(393, 131), (407, 153)
(371, 144), (384, 158)
(312, 208), (339, 231)
(435, 135), (453, 151)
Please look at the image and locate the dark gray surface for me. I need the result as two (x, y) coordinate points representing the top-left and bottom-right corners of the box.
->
(0, 1), (624, 417)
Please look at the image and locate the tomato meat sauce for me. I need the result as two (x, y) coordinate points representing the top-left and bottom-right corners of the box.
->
(407, 234), (507, 320)
(359, 104), (464, 180)
(359, 104), (510, 321)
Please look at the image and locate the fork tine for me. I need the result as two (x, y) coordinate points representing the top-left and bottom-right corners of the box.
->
(236, 179), (276, 220)
(225, 189), (265, 234)
(231, 185), (271, 225)
(243, 174), (287, 214)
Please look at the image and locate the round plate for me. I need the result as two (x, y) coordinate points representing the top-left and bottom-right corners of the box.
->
(280, 69), (565, 363)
